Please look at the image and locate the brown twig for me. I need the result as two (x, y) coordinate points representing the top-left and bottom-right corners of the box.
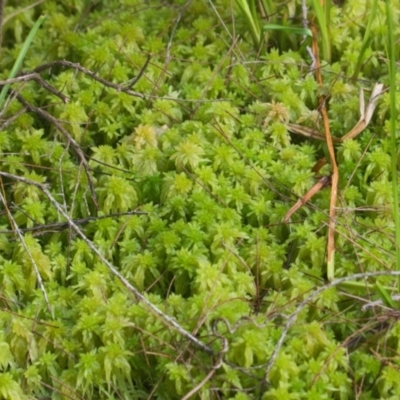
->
(124, 54), (152, 90)
(31, 73), (70, 103)
(311, 24), (338, 281)
(283, 175), (331, 222)
(0, 106), (27, 130)
(33, 60), (149, 100)
(0, 210), (147, 235)
(287, 123), (342, 143)
(287, 83), (384, 145)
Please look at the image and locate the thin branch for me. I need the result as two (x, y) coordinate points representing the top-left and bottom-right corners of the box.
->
(300, 0), (315, 68)
(0, 73), (38, 85)
(124, 54), (152, 90)
(1, 60), (229, 103)
(0, 190), (52, 316)
(149, 0), (191, 98)
(16, 94), (98, 209)
(181, 353), (223, 400)
(33, 60), (148, 99)
(0, 79), (25, 119)
(32, 74), (70, 103)
(283, 176), (331, 222)
(361, 294), (400, 311)
(258, 269), (400, 396)
(0, 210), (147, 235)
(0, 72), (69, 102)
(0, 171), (214, 355)
(0, 106), (27, 130)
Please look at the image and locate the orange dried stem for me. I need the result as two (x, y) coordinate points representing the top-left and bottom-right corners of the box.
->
(311, 24), (338, 281)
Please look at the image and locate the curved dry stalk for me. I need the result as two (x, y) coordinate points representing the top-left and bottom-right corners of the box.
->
(287, 83), (384, 144)
(286, 82), (385, 277)
(283, 175), (331, 222)
(311, 24), (338, 281)
(0, 171), (214, 355)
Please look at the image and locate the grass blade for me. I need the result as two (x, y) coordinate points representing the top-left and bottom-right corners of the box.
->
(352, 0), (378, 81)
(234, 0), (261, 49)
(385, 0), (400, 289)
(0, 15), (45, 109)
(311, 0), (331, 62)
(376, 282), (396, 308)
(263, 24), (312, 37)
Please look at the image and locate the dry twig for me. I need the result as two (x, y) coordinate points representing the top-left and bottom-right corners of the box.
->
(0, 210), (147, 235)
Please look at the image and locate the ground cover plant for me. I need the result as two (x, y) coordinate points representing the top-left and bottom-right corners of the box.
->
(0, 0), (400, 398)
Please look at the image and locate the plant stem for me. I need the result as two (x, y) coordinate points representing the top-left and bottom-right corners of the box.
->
(385, 0), (400, 289)
(0, 0), (6, 58)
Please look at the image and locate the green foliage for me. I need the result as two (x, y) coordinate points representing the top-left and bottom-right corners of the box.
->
(0, 0), (399, 399)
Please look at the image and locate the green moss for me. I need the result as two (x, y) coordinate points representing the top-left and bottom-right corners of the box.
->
(0, 0), (399, 399)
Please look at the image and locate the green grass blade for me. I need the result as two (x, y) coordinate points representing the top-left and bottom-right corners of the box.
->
(235, 0), (261, 49)
(352, 0), (378, 81)
(259, 0), (275, 15)
(376, 282), (396, 308)
(263, 24), (312, 37)
(0, 15), (45, 110)
(327, 252), (334, 281)
(385, 0), (400, 289)
(311, 0), (331, 62)
(339, 280), (393, 291)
